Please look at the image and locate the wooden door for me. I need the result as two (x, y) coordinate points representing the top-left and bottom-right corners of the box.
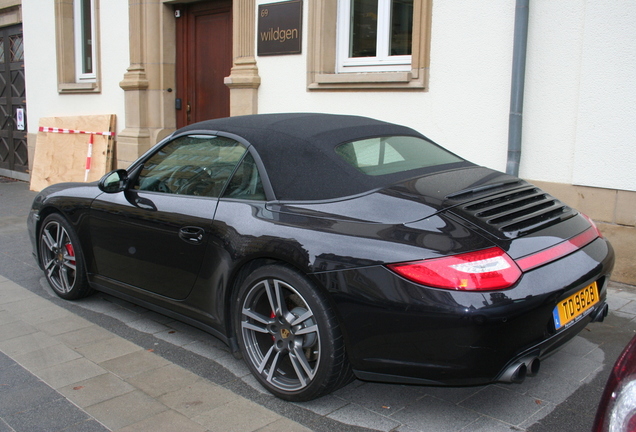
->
(0, 24), (27, 174)
(176, 1), (232, 128)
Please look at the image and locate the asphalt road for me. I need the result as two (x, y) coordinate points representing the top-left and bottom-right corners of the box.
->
(1, 178), (635, 432)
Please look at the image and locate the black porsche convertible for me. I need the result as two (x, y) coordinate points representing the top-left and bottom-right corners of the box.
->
(28, 113), (614, 401)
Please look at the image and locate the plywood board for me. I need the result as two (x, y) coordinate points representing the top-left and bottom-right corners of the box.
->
(30, 115), (116, 192)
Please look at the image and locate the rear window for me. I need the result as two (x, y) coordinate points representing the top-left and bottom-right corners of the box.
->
(335, 136), (463, 176)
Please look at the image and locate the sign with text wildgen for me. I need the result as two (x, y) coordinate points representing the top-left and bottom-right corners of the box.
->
(257, 0), (302, 56)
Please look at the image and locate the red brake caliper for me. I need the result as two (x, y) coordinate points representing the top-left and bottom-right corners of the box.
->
(65, 243), (76, 265)
(271, 311), (276, 341)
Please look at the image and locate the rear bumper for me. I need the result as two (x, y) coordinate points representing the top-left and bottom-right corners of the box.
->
(318, 237), (614, 386)
(353, 299), (608, 386)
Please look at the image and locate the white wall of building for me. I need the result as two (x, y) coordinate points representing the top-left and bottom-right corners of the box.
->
(523, 0), (636, 192)
(22, 0), (129, 135)
(256, 0), (636, 192)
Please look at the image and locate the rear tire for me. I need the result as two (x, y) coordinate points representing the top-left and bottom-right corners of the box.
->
(234, 264), (353, 401)
(39, 214), (93, 300)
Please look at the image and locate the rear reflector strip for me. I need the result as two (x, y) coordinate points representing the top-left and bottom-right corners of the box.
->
(516, 227), (599, 272)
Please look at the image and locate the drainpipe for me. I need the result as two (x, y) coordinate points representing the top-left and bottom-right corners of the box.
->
(506, 0), (530, 177)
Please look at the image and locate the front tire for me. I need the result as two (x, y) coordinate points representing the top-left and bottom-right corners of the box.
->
(39, 214), (93, 300)
(235, 265), (352, 401)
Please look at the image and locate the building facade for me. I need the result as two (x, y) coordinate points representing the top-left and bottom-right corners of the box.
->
(16, 0), (636, 284)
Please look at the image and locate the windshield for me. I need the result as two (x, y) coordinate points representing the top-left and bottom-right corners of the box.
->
(336, 136), (464, 176)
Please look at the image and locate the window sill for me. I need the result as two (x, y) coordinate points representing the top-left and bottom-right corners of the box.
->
(308, 69), (428, 90)
(58, 82), (100, 94)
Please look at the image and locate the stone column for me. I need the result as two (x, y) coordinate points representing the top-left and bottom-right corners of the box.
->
(224, 0), (261, 116)
(118, 0), (176, 168)
(118, 0), (151, 168)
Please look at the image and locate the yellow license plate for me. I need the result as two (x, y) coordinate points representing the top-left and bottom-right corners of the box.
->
(553, 282), (599, 330)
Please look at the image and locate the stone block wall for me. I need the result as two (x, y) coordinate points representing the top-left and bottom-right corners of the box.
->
(531, 180), (636, 285)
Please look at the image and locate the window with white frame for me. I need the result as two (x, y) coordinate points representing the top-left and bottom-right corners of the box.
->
(74, 0), (96, 81)
(55, 0), (100, 92)
(308, 0), (430, 90)
(337, 0), (413, 73)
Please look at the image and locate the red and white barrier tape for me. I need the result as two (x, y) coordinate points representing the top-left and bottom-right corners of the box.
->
(38, 126), (115, 136)
(85, 134), (93, 181)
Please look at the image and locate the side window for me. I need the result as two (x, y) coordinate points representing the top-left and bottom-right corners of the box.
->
(134, 135), (247, 197)
(222, 152), (266, 200)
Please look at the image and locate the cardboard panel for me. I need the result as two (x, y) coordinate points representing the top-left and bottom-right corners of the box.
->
(30, 115), (116, 191)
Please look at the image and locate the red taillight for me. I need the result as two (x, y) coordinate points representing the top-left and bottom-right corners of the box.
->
(387, 247), (522, 291)
(388, 214), (603, 291)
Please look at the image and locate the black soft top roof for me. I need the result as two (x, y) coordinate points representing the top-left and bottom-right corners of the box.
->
(178, 113), (466, 201)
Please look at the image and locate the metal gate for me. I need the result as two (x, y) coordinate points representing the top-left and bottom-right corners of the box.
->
(0, 24), (27, 178)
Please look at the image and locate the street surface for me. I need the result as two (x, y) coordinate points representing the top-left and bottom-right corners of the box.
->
(1, 178), (634, 431)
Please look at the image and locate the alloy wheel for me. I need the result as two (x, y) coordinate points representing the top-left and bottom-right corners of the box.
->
(240, 278), (321, 392)
(40, 220), (77, 294)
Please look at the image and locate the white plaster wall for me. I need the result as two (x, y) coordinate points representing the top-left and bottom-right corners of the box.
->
(256, 0), (636, 192)
(522, 0), (636, 192)
(572, 0), (636, 191)
(22, 0), (129, 134)
(521, 1), (585, 185)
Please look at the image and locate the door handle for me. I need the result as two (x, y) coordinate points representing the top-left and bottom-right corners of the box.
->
(179, 226), (205, 244)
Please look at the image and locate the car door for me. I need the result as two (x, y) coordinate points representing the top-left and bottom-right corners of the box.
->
(89, 134), (248, 300)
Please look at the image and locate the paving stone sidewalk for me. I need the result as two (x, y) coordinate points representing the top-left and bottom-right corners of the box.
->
(0, 275), (310, 432)
(3, 274), (635, 432)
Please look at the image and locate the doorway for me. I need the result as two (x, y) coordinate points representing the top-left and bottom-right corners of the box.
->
(175, 1), (233, 128)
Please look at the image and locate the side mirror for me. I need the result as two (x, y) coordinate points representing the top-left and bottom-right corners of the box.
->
(99, 169), (129, 193)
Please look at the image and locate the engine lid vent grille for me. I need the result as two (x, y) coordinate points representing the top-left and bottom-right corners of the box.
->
(446, 182), (576, 239)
